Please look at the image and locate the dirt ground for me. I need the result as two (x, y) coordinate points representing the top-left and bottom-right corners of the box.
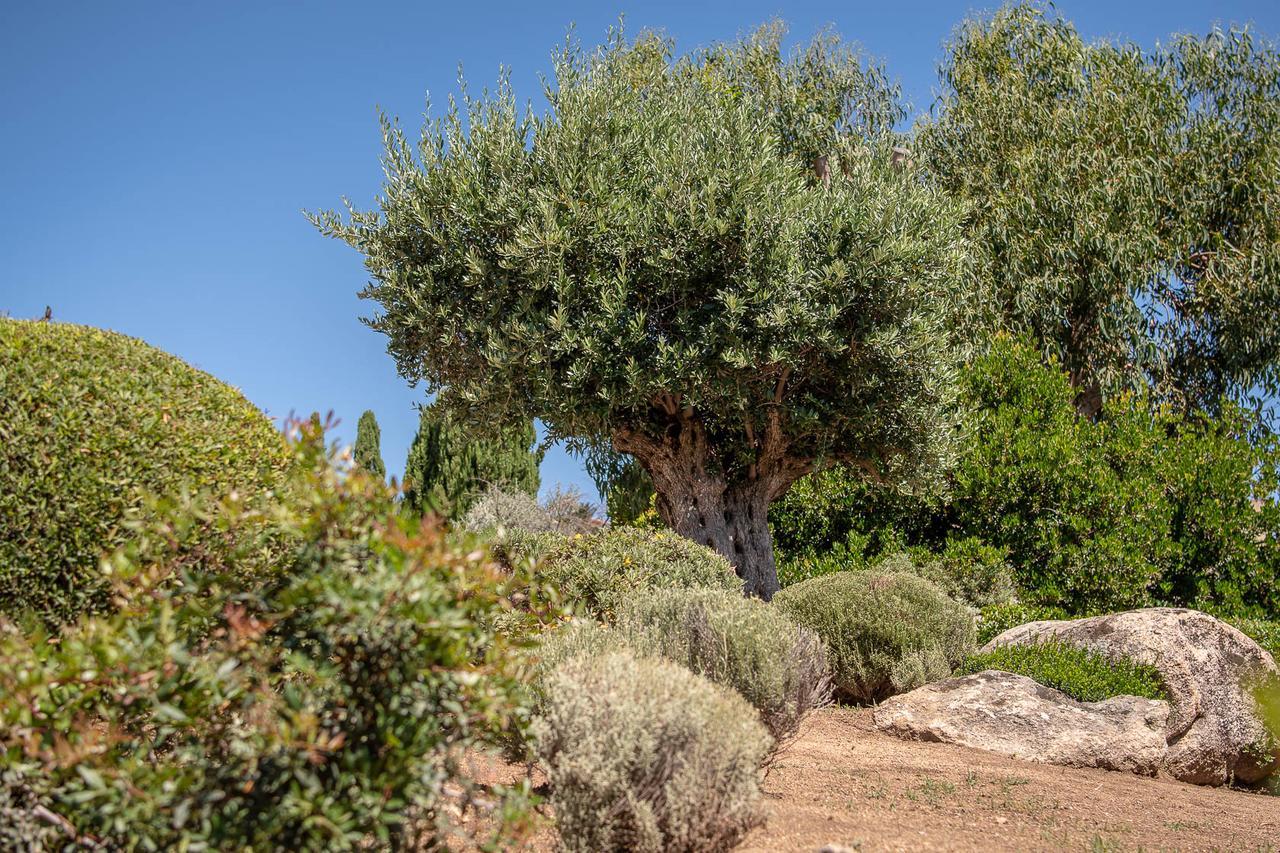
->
(739, 706), (1280, 853)
(462, 704), (1280, 852)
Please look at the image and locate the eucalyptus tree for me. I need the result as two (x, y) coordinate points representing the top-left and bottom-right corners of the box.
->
(917, 3), (1280, 418)
(315, 26), (968, 597)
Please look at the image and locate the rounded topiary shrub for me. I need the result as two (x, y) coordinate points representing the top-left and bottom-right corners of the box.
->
(538, 527), (742, 620)
(775, 570), (976, 703)
(615, 587), (830, 741)
(0, 320), (289, 624)
(534, 650), (771, 853)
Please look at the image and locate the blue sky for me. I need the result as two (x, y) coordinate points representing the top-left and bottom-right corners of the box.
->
(3, 1), (1278, 503)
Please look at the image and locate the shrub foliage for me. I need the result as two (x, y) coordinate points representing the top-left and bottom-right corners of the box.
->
(775, 570), (975, 703)
(773, 337), (1280, 618)
(538, 527), (743, 620)
(955, 642), (1168, 703)
(0, 319), (290, 625)
(533, 651), (771, 853)
(402, 403), (541, 520)
(0, 430), (534, 849)
(615, 587), (830, 741)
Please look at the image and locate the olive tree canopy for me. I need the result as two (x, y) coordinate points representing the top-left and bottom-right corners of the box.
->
(314, 26), (967, 597)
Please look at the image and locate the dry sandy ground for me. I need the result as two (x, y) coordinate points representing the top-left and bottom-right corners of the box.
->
(460, 704), (1280, 851)
(740, 706), (1280, 852)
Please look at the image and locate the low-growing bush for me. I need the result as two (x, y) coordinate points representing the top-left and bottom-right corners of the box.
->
(902, 537), (1017, 609)
(0, 429), (535, 850)
(615, 588), (830, 741)
(533, 651), (771, 853)
(775, 570), (975, 703)
(1227, 617), (1280, 662)
(532, 619), (630, 698)
(462, 483), (560, 533)
(777, 536), (1014, 610)
(538, 527), (742, 620)
(463, 483), (600, 538)
(955, 641), (1167, 703)
(977, 602), (1072, 645)
(0, 319), (290, 625)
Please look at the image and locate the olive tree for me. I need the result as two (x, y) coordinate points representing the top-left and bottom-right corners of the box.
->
(314, 26), (967, 597)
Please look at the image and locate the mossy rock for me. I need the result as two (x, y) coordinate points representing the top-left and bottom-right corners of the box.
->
(0, 320), (289, 624)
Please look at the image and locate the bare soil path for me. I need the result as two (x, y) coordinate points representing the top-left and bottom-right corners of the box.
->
(739, 706), (1280, 852)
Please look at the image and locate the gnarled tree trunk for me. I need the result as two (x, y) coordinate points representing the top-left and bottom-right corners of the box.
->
(614, 397), (811, 600)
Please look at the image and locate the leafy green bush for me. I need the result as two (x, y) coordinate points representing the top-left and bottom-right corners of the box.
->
(880, 539), (1016, 609)
(977, 602), (1072, 645)
(0, 319), (290, 625)
(615, 587), (830, 741)
(771, 337), (1280, 618)
(538, 527), (742, 620)
(775, 570), (975, 703)
(1227, 617), (1280, 662)
(955, 641), (1167, 703)
(533, 651), (771, 853)
(0, 430), (535, 850)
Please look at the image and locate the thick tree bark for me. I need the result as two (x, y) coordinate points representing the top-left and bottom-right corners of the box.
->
(654, 474), (780, 600)
(613, 395), (811, 600)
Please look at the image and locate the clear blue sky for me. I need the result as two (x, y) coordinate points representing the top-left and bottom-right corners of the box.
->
(3, 1), (1278, 503)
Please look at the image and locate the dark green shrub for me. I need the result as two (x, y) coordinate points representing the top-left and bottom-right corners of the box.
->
(0, 319), (290, 625)
(402, 403), (541, 520)
(538, 527), (742, 620)
(890, 538), (1016, 609)
(0, 431), (535, 850)
(615, 587), (830, 741)
(533, 651), (771, 853)
(977, 602), (1072, 645)
(771, 337), (1280, 618)
(776, 537), (870, 588)
(775, 570), (975, 703)
(770, 467), (935, 567)
(955, 642), (1167, 703)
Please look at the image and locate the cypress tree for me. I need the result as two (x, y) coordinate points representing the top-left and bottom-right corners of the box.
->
(402, 404), (541, 519)
(353, 410), (386, 480)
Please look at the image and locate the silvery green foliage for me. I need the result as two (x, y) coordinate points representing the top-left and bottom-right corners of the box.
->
(534, 587), (830, 743)
(0, 766), (59, 851)
(775, 569), (976, 703)
(462, 482), (599, 537)
(462, 483), (560, 534)
(917, 3), (1280, 416)
(314, 23), (966, 504)
(536, 527), (743, 620)
(533, 651), (771, 853)
(614, 587), (830, 741)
